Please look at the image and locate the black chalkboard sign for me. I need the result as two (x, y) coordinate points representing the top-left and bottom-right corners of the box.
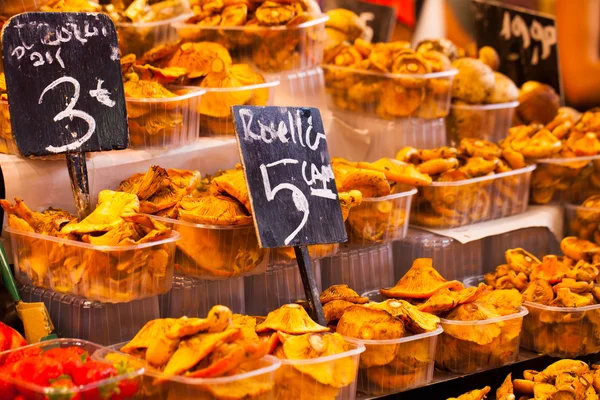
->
(471, 0), (563, 100)
(1, 12), (128, 157)
(322, 0), (396, 43)
(233, 106), (347, 248)
(233, 105), (347, 324)
(1, 12), (128, 219)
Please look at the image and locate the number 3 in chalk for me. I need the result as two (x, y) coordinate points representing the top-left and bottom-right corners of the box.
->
(260, 159), (309, 246)
(39, 76), (96, 153)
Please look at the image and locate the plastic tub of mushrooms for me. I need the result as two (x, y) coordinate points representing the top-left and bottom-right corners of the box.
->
(174, 6), (328, 73)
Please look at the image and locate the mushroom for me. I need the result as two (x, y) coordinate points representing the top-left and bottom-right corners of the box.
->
(256, 304), (329, 334)
(380, 258), (464, 298)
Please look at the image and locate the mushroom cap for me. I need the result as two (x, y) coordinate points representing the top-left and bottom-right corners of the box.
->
(320, 284), (369, 305)
(380, 258), (464, 298)
(366, 299), (440, 334)
(256, 304), (329, 334)
(443, 303), (502, 345)
(530, 255), (570, 284)
(281, 332), (356, 388)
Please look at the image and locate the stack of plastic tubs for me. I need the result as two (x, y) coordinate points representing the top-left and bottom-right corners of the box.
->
(394, 227), (560, 283)
(152, 216), (267, 318)
(5, 225), (179, 345)
(322, 66), (457, 161)
(174, 16), (327, 135)
(320, 189), (416, 294)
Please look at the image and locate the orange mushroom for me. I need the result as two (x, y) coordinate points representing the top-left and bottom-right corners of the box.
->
(380, 258), (464, 298)
(255, 304), (329, 334)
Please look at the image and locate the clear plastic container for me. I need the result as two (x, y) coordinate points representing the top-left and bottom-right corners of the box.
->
(106, 345), (281, 400)
(0, 339), (144, 399)
(322, 66), (457, 120)
(345, 326), (442, 395)
(446, 101), (519, 144)
(174, 16), (328, 73)
(126, 87), (205, 149)
(346, 189), (416, 246)
(320, 243), (394, 296)
(152, 215), (268, 279)
(521, 301), (600, 358)
(565, 203), (600, 244)
(272, 67), (328, 110)
(158, 275), (245, 318)
(483, 226), (561, 272)
(327, 111), (447, 162)
(274, 341), (365, 400)
(117, 12), (193, 57)
(199, 80), (279, 137)
(6, 225), (179, 303)
(18, 284), (160, 346)
(0, 99), (18, 155)
(436, 306), (528, 374)
(244, 259), (322, 316)
(392, 228), (483, 282)
(531, 155), (600, 204)
(412, 165), (536, 228)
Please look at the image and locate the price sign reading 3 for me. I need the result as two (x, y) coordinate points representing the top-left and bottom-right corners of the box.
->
(1, 12), (128, 157)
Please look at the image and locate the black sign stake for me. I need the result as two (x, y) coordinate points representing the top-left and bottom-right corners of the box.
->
(66, 150), (91, 220)
(295, 246), (326, 324)
(1, 12), (129, 219)
(232, 106), (347, 324)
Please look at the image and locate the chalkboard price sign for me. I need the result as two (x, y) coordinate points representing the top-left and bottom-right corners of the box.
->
(1, 12), (128, 219)
(233, 106), (347, 249)
(471, 0), (563, 99)
(233, 105), (347, 324)
(1, 12), (128, 156)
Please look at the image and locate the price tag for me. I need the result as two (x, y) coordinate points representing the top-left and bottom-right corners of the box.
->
(1, 12), (128, 218)
(233, 106), (347, 324)
(471, 0), (563, 99)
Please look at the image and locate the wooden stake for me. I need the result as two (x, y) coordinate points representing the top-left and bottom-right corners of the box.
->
(294, 245), (326, 326)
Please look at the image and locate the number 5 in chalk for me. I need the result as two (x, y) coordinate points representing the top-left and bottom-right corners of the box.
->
(260, 159), (309, 246)
(38, 76), (96, 153)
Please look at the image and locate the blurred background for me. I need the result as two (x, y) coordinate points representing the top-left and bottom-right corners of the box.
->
(321, 0), (600, 110)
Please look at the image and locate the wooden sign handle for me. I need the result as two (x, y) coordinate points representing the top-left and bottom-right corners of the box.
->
(294, 245), (326, 326)
(66, 150), (91, 221)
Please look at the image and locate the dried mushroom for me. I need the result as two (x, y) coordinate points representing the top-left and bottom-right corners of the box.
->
(319, 283), (440, 392)
(256, 304), (329, 334)
(119, 306), (276, 398)
(446, 386), (491, 400)
(331, 157), (429, 244)
(380, 258), (464, 298)
(501, 108), (600, 204)
(117, 166), (266, 278)
(568, 195), (600, 246)
(1, 192), (174, 301)
(398, 140), (532, 228)
(320, 284), (369, 304)
(485, 238), (600, 357)
(323, 39), (454, 120)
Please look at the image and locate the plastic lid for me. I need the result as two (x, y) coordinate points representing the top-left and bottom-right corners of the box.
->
(278, 341), (365, 366)
(4, 225), (181, 251)
(451, 101), (519, 111)
(116, 12), (193, 28)
(536, 154), (600, 164)
(322, 64), (458, 80)
(429, 164), (536, 187)
(151, 214), (255, 231)
(440, 306), (528, 325)
(524, 300), (600, 313)
(174, 14), (329, 32)
(343, 325), (443, 345)
(126, 86), (206, 104)
(361, 187), (418, 203)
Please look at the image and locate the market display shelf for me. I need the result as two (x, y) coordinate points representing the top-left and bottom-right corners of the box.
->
(358, 350), (600, 400)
